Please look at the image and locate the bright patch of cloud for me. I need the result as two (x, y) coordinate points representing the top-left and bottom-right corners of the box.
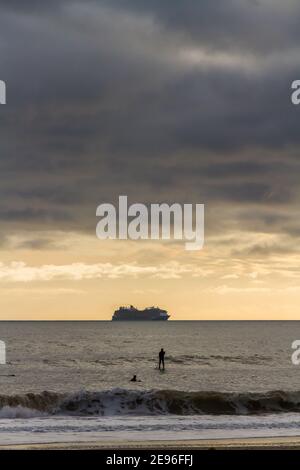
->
(0, 261), (211, 282)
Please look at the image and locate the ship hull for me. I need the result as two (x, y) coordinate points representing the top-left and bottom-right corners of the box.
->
(112, 317), (169, 321)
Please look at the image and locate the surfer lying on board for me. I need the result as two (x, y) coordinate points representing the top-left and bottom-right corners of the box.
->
(130, 375), (141, 382)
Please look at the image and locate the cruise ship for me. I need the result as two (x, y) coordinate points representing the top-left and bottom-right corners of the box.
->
(112, 306), (170, 321)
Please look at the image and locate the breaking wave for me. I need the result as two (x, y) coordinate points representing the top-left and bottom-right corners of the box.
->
(1, 389), (300, 418)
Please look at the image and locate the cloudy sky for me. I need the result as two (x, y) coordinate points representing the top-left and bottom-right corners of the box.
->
(0, 0), (299, 319)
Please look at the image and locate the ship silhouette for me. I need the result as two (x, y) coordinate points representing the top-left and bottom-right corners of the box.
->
(112, 305), (170, 321)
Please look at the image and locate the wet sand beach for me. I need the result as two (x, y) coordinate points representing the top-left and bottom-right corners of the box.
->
(1, 437), (300, 450)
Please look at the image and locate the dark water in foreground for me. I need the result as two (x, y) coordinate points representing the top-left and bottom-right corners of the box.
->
(0, 321), (298, 394)
(0, 321), (300, 444)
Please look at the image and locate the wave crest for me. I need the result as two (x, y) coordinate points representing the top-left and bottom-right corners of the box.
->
(1, 389), (300, 418)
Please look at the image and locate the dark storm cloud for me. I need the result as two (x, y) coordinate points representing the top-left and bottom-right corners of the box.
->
(200, 161), (281, 179)
(0, 208), (73, 222)
(206, 182), (292, 204)
(13, 238), (60, 250)
(0, 0), (70, 13)
(101, 0), (300, 55)
(0, 0), (299, 237)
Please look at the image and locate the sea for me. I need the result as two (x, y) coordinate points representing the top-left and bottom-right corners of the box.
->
(0, 321), (300, 445)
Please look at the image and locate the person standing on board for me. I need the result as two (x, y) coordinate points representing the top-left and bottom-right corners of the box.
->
(159, 348), (166, 370)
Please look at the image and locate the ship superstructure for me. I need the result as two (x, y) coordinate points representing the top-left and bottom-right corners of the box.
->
(112, 306), (170, 321)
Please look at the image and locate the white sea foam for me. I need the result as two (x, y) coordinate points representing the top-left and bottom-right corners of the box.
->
(0, 405), (45, 419)
(1, 413), (300, 446)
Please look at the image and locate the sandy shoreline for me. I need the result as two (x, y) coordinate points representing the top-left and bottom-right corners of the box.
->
(1, 437), (300, 450)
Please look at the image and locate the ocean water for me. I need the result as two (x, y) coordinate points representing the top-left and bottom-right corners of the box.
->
(0, 321), (300, 445)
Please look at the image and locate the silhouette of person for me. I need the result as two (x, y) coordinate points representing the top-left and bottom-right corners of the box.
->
(159, 348), (165, 370)
(130, 375), (142, 382)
